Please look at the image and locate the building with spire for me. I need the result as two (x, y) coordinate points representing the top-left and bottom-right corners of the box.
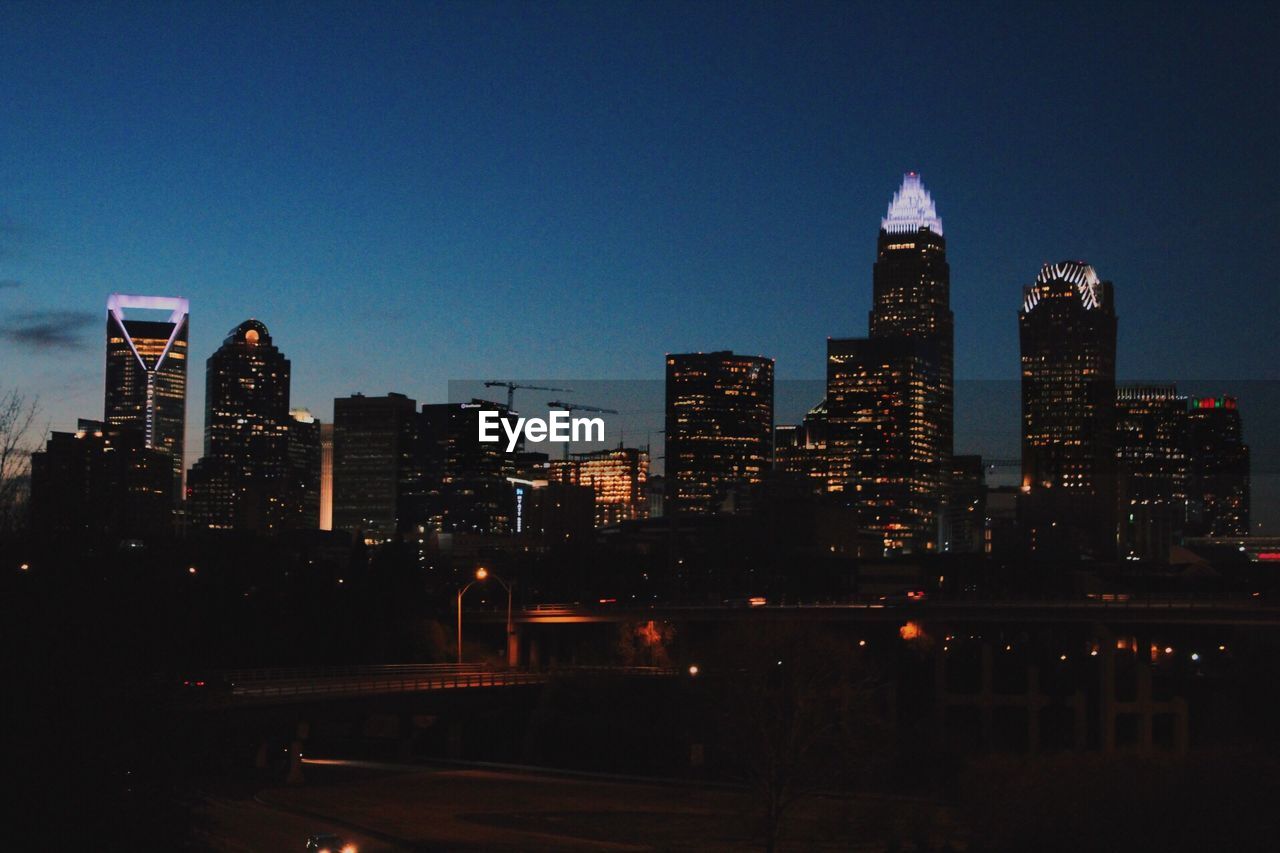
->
(104, 294), (189, 504)
(826, 173), (952, 554)
(1019, 261), (1118, 561)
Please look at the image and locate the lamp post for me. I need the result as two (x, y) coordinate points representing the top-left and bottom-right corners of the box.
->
(456, 567), (515, 665)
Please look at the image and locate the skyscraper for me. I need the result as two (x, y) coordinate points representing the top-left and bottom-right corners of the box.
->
(824, 173), (952, 553)
(1019, 261), (1118, 560)
(826, 336), (944, 554)
(1186, 396), (1250, 536)
(871, 172), (953, 478)
(332, 392), (419, 541)
(187, 320), (306, 531)
(104, 294), (189, 502)
(1116, 385), (1189, 561)
(418, 400), (519, 534)
(664, 351), (773, 514)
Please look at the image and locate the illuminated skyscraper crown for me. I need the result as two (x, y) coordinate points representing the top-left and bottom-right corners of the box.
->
(881, 172), (943, 236)
(1023, 261), (1104, 313)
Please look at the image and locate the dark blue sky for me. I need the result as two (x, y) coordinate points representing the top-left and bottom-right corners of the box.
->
(2, 1), (1278, 456)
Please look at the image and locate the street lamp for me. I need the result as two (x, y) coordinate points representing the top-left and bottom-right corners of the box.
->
(456, 567), (514, 665)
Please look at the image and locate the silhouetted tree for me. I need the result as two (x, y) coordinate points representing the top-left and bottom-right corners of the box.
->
(705, 621), (875, 852)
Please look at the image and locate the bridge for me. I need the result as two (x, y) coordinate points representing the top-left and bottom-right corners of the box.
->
(484, 597), (1280, 627)
(179, 662), (677, 707)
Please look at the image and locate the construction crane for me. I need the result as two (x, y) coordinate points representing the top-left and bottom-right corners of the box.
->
(547, 400), (619, 459)
(484, 381), (573, 411)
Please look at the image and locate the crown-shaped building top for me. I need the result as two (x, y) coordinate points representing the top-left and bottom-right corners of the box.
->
(881, 172), (943, 236)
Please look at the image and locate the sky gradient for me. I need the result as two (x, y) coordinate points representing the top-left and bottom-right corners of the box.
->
(2, 2), (1278, 496)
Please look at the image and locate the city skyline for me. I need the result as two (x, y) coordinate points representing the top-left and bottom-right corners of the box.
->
(2, 3), (1277, 445)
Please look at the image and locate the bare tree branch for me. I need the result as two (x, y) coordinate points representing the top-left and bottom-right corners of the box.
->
(0, 388), (42, 533)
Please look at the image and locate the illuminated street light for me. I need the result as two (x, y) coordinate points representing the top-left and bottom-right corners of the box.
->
(688, 665), (699, 676)
(187, 566), (197, 575)
(457, 567), (514, 665)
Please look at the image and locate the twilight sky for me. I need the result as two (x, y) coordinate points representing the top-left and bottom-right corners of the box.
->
(2, 1), (1278, 479)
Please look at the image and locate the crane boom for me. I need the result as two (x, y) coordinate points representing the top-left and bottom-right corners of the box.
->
(546, 400), (619, 458)
(483, 381), (573, 411)
(546, 400), (618, 414)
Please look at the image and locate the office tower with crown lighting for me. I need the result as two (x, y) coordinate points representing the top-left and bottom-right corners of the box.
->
(104, 294), (189, 503)
(825, 173), (951, 554)
(664, 351), (774, 514)
(1019, 261), (1118, 560)
(187, 320), (308, 531)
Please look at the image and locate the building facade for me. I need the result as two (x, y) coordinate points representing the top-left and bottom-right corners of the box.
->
(826, 336), (945, 554)
(1116, 385), (1188, 561)
(548, 446), (650, 527)
(332, 392), (420, 541)
(1185, 396), (1250, 536)
(664, 351), (774, 515)
(104, 294), (189, 503)
(30, 420), (173, 539)
(824, 173), (953, 554)
(1019, 261), (1118, 561)
(187, 320), (318, 531)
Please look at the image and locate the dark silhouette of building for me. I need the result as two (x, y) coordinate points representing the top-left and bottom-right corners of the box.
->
(826, 336), (944, 555)
(186, 320), (318, 532)
(285, 409), (322, 530)
(29, 420), (172, 538)
(1019, 261), (1118, 561)
(333, 392), (419, 542)
(774, 400), (828, 495)
(1186, 396), (1250, 536)
(418, 400), (519, 534)
(104, 294), (189, 503)
(949, 455), (987, 554)
(664, 351), (774, 514)
(1116, 385), (1189, 561)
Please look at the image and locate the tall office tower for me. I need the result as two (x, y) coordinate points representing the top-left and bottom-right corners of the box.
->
(1185, 396), (1250, 536)
(1019, 261), (1118, 560)
(104, 294), (189, 502)
(664, 351), (774, 514)
(418, 401), (519, 534)
(548, 446), (650, 527)
(1116, 385), (1189, 561)
(871, 174), (954, 514)
(319, 422), (334, 531)
(332, 392), (419, 542)
(827, 337), (944, 554)
(187, 320), (296, 531)
(29, 419), (173, 539)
